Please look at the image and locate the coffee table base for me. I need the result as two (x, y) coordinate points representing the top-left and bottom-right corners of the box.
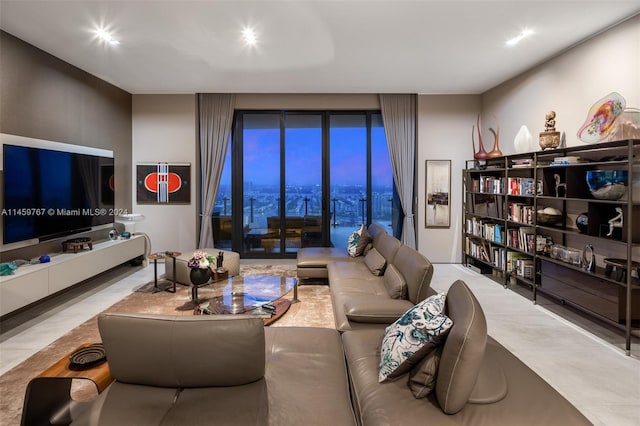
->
(195, 298), (292, 325)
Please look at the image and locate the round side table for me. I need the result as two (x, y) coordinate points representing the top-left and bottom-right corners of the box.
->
(148, 251), (181, 293)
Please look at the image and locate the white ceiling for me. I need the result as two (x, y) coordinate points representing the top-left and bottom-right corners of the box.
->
(1, 1), (639, 95)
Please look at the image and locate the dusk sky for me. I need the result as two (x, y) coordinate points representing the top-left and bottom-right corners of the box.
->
(221, 125), (392, 188)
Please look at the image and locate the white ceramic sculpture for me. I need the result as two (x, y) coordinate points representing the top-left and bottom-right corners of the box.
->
(513, 125), (533, 153)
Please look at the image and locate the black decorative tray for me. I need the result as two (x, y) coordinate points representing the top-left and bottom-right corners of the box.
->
(69, 343), (106, 369)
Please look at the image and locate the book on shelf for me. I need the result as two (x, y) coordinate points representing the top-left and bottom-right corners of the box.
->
(549, 156), (582, 166)
(511, 158), (533, 168)
(506, 227), (535, 252)
(506, 202), (534, 224)
(516, 258), (534, 279)
(479, 176), (503, 194)
(507, 177), (542, 196)
(506, 251), (529, 275)
(518, 227), (536, 253)
(465, 237), (493, 264)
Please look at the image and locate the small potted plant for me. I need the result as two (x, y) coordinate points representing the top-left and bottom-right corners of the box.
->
(187, 251), (214, 285)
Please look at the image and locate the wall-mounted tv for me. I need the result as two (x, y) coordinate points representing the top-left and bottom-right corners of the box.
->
(1, 134), (114, 247)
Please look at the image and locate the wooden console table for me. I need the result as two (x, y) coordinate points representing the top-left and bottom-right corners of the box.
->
(21, 343), (112, 426)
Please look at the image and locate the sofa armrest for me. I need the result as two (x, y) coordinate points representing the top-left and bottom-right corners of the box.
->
(344, 297), (413, 323)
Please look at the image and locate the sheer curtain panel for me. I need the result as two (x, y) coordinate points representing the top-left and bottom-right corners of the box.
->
(197, 93), (235, 248)
(380, 94), (417, 248)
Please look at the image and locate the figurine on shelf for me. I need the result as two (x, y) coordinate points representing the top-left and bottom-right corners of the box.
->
(554, 174), (566, 197)
(216, 251), (224, 268)
(606, 207), (623, 237)
(539, 111), (561, 150)
(545, 111), (556, 131)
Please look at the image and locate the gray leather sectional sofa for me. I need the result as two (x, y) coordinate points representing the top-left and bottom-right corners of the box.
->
(295, 224), (591, 425)
(63, 223), (591, 425)
(67, 282), (591, 426)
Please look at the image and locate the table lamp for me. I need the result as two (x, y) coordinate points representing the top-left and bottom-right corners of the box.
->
(115, 213), (145, 234)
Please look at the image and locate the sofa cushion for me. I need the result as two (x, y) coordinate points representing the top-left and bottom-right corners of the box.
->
(98, 313), (265, 387)
(344, 296), (414, 323)
(378, 293), (452, 382)
(383, 264), (406, 299)
(364, 247), (386, 275)
(408, 345), (442, 398)
(392, 245), (434, 304)
(347, 225), (370, 257)
(366, 223), (388, 241)
(373, 232), (402, 263)
(436, 280), (487, 414)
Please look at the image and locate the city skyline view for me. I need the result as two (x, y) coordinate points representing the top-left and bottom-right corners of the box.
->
(213, 112), (395, 251)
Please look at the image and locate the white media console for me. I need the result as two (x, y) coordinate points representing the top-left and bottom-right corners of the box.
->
(0, 235), (146, 317)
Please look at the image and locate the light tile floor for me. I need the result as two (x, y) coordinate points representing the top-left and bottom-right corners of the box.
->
(1, 262), (639, 425)
(431, 264), (640, 426)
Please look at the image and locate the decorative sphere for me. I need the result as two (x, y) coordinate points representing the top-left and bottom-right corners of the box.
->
(576, 213), (588, 233)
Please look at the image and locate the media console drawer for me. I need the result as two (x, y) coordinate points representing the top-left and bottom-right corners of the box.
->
(540, 260), (640, 325)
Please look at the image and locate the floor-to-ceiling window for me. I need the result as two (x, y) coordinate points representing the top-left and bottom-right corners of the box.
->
(214, 110), (395, 258)
(329, 114), (367, 247)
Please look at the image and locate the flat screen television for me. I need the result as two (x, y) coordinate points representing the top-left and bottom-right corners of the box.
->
(2, 135), (114, 247)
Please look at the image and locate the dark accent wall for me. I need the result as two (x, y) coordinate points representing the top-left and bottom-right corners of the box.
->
(0, 31), (132, 259)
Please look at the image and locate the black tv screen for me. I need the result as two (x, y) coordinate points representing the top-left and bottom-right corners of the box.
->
(3, 143), (114, 245)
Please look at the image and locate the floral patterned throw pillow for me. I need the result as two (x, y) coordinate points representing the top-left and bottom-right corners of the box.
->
(379, 293), (453, 382)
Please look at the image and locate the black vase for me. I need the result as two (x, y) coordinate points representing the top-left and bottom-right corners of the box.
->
(190, 268), (212, 286)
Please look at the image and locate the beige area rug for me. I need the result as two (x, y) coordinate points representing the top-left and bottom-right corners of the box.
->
(0, 264), (333, 426)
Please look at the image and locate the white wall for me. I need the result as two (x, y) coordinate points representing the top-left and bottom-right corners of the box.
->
(482, 15), (639, 154)
(417, 16), (638, 263)
(132, 95), (197, 254)
(478, 15), (640, 265)
(417, 95), (480, 263)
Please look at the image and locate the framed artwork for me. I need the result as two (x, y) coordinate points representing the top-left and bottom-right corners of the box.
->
(136, 162), (191, 204)
(425, 160), (451, 228)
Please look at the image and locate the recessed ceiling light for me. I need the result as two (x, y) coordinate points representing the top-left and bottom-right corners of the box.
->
(95, 28), (120, 45)
(241, 26), (258, 47)
(506, 28), (533, 46)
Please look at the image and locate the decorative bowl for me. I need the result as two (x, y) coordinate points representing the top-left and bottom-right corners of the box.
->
(537, 212), (563, 225)
(537, 207), (563, 225)
(585, 170), (628, 200)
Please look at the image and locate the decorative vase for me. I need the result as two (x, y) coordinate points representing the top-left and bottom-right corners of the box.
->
(486, 117), (502, 158)
(514, 125), (533, 153)
(190, 268), (212, 286)
(472, 114), (487, 160)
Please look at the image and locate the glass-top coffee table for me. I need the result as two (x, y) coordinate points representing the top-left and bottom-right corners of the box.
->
(197, 275), (298, 321)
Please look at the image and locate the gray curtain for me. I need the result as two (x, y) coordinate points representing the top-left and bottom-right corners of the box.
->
(380, 94), (416, 248)
(197, 93), (235, 248)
